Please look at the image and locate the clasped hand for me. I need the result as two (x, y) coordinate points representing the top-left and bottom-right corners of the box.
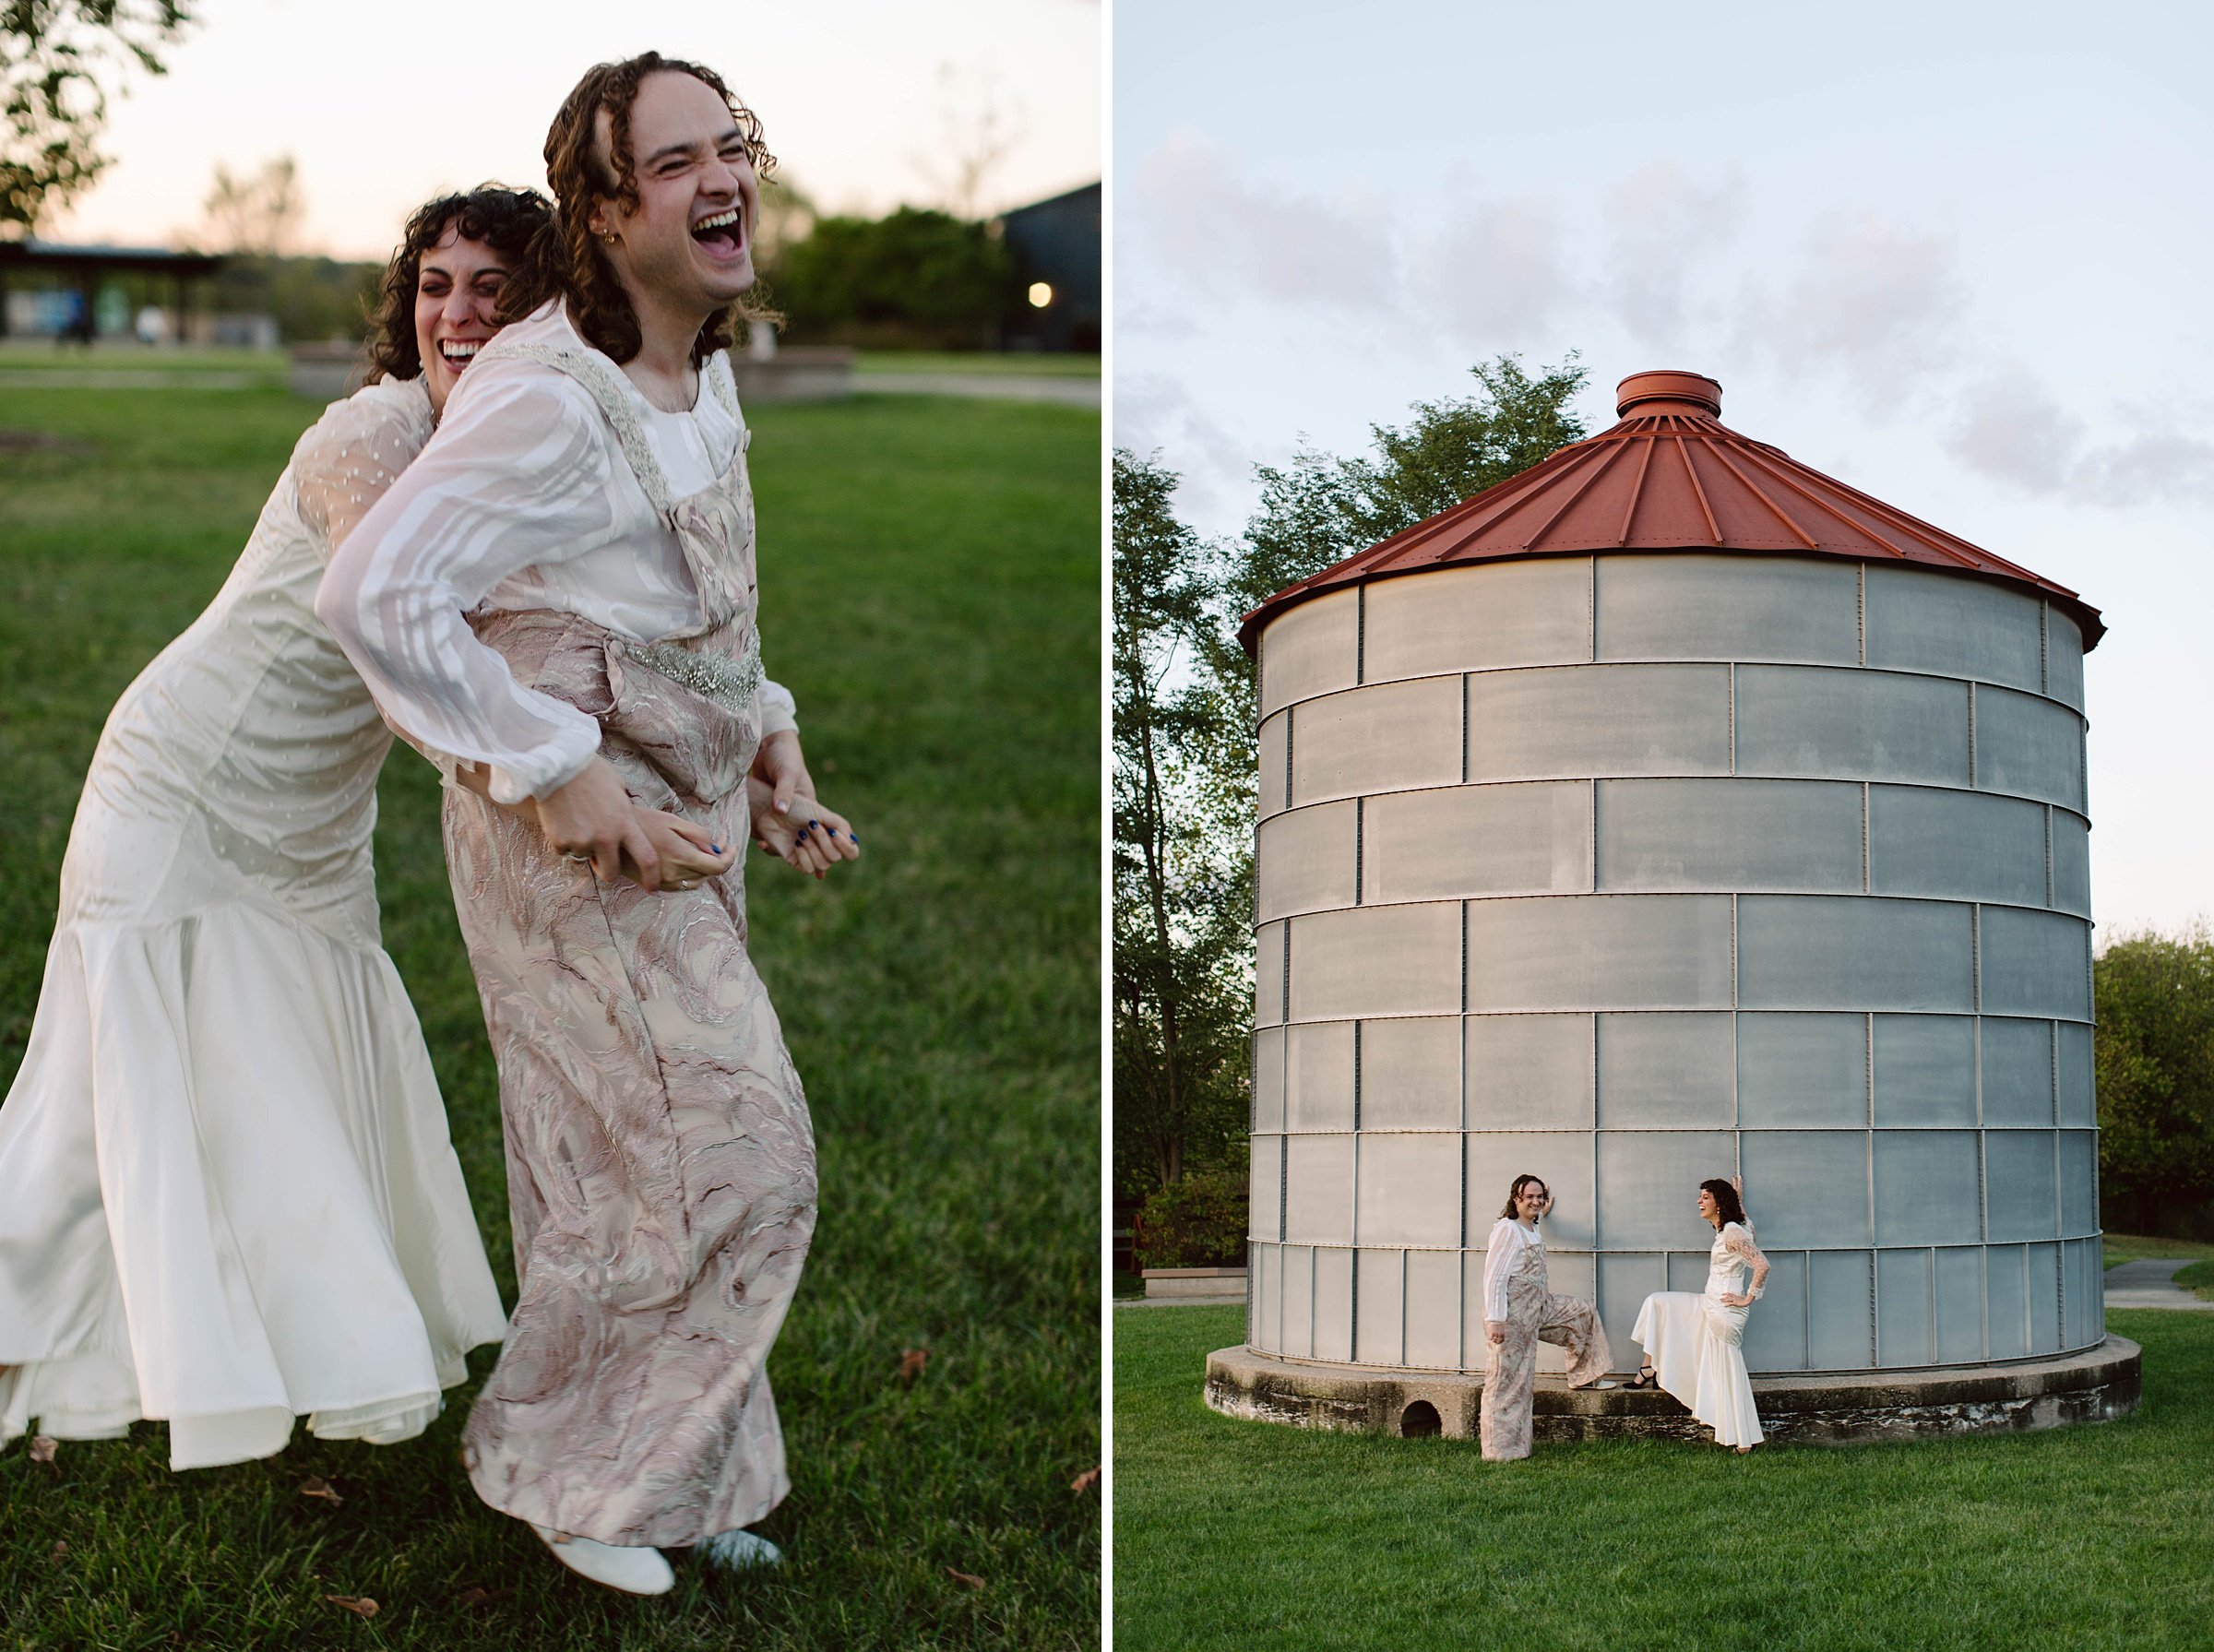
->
(522, 755), (858, 891)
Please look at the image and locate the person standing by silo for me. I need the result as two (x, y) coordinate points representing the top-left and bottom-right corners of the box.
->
(1627, 1179), (1769, 1452)
(1480, 1176), (1615, 1460)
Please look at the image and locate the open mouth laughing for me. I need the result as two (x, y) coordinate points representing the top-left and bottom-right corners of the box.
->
(438, 339), (484, 374)
(691, 207), (744, 258)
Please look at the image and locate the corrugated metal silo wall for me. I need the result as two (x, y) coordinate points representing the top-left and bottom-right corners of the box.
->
(1247, 553), (2101, 1375)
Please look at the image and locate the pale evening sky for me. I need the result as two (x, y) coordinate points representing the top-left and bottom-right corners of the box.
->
(1113, 0), (2214, 939)
(44, 0), (1101, 258)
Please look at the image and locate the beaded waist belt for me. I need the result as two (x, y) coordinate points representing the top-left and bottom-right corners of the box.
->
(625, 628), (763, 715)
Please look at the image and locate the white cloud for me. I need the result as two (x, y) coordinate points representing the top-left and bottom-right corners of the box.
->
(1946, 362), (2214, 505)
(1599, 160), (1748, 351)
(1132, 128), (1392, 309)
(1405, 196), (1577, 347)
(1113, 371), (1256, 529)
(1732, 214), (1970, 410)
(1125, 142), (2214, 514)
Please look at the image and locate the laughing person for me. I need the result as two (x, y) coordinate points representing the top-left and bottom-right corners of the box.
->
(319, 53), (859, 1595)
(0, 188), (562, 1471)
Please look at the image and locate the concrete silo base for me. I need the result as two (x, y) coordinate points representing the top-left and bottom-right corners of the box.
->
(1203, 1337), (2140, 1447)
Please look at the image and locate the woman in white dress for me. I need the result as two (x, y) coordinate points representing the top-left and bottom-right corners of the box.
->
(1480, 1174), (1614, 1461)
(1627, 1177), (1769, 1451)
(0, 185), (764, 1470)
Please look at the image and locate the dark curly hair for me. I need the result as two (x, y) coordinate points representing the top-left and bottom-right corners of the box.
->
(496, 51), (778, 366)
(1498, 1174), (1549, 1221)
(1700, 1178), (1748, 1229)
(364, 184), (553, 384)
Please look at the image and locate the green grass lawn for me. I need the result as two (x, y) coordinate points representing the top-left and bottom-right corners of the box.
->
(852, 352), (1100, 378)
(0, 381), (1100, 1648)
(1114, 1305), (2214, 1652)
(2101, 1231), (2214, 1267)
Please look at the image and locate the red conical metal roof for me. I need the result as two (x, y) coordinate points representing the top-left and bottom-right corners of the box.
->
(1238, 370), (2103, 651)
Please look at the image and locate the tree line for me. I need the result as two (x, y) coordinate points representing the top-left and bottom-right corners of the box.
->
(5, 7), (1035, 351)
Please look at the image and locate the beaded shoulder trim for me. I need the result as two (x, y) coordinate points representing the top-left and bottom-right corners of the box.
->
(706, 351), (739, 418)
(470, 334), (674, 512)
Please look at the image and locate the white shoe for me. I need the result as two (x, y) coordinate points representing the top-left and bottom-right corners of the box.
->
(1586, 1379), (1620, 1391)
(531, 1523), (675, 1595)
(697, 1528), (784, 1571)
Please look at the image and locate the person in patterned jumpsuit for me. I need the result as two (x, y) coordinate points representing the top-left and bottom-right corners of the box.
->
(321, 53), (859, 1595)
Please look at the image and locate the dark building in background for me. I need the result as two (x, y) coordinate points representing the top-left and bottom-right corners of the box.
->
(0, 240), (223, 341)
(997, 182), (1100, 353)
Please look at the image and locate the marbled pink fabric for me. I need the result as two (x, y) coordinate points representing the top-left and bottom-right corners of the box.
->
(1481, 1276), (1612, 1462)
(444, 425), (815, 1549)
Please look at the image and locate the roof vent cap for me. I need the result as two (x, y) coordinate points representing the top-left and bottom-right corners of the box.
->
(1616, 369), (1721, 419)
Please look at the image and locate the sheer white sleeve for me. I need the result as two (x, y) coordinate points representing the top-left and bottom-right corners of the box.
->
(292, 384), (431, 559)
(1482, 1218), (1520, 1324)
(759, 674), (797, 738)
(293, 384), (468, 785)
(316, 362), (625, 803)
(1721, 1223), (1769, 1295)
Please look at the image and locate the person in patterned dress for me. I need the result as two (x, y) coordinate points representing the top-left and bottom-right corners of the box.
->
(320, 54), (859, 1595)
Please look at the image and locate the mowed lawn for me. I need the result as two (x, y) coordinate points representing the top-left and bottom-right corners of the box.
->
(1114, 1306), (2214, 1652)
(0, 378), (1100, 1649)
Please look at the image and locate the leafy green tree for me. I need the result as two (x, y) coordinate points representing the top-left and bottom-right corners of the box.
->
(2095, 923), (2214, 1238)
(1113, 450), (1251, 1196)
(1111, 358), (1591, 1202)
(1227, 354), (1589, 623)
(769, 206), (1014, 349)
(1208, 351), (1590, 848)
(4, 1), (192, 232)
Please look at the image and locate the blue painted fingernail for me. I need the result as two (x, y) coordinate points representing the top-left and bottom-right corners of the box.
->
(710, 844), (723, 853)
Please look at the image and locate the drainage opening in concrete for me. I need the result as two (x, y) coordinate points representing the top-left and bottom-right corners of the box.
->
(1399, 1401), (1442, 1438)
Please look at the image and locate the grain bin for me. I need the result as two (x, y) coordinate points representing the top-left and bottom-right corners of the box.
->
(1238, 370), (2105, 1386)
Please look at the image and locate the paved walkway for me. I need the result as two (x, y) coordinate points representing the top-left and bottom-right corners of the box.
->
(0, 369), (257, 389)
(853, 371), (1099, 406)
(2104, 1257), (2214, 1311)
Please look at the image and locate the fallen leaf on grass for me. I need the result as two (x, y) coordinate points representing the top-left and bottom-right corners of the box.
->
(946, 1568), (985, 1590)
(453, 1586), (512, 1610)
(300, 1476), (343, 1503)
(324, 1595), (379, 1618)
(27, 1435), (57, 1464)
(898, 1347), (931, 1383)
(1070, 1466), (1101, 1494)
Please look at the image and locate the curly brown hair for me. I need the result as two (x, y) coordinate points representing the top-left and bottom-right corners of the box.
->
(496, 51), (778, 366)
(1498, 1174), (1549, 1220)
(364, 184), (553, 384)
(1699, 1178), (1748, 1229)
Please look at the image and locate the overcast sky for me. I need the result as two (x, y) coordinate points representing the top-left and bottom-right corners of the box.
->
(45, 0), (1099, 258)
(1114, 0), (2214, 938)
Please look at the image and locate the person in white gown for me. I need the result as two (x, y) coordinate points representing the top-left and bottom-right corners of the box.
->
(0, 185), (769, 1472)
(1627, 1177), (1770, 1451)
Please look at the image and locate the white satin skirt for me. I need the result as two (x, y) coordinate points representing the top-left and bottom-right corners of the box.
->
(0, 898), (507, 1469)
(1631, 1289), (1764, 1449)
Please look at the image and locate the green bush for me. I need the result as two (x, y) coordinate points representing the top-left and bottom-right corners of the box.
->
(1135, 1168), (1249, 1269)
(769, 207), (1016, 350)
(2096, 922), (2214, 1239)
